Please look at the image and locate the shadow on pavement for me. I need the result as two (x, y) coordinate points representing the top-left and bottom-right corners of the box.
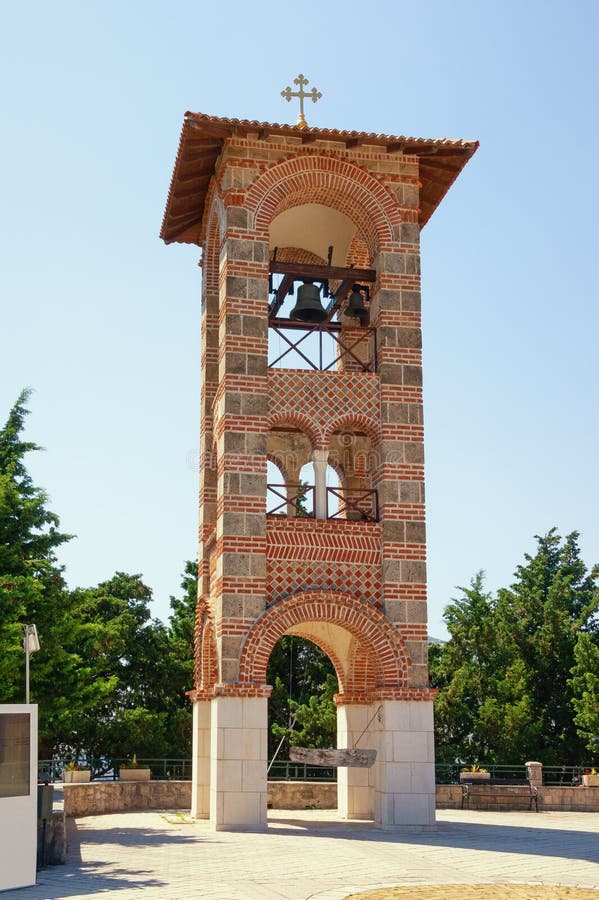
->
(267, 813), (599, 864)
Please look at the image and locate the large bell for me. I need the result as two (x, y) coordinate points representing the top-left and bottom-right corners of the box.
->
(290, 280), (328, 323)
(345, 285), (368, 323)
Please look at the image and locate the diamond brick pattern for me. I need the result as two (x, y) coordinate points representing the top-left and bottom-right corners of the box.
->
(268, 370), (380, 449)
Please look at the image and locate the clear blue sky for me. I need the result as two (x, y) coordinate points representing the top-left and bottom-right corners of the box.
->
(1, 0), (597, 638)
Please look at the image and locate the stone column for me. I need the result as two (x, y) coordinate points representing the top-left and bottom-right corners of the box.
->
(209, 695), (268, 831)
(337, 703), (375, 819)
(190, 700), (211, 818)
(313, 449), (329, 520)
(373, 699), (435, 829)
(525, 761), (543, 787)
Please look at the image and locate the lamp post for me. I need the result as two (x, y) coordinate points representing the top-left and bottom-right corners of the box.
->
(23, 624), (40, 703)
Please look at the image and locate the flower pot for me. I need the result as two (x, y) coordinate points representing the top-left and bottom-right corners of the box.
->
(582, 774), (599, 787)
(460, 771), (491, 782)
(119, 768), (151, 781)
(63, 769), (91, 783)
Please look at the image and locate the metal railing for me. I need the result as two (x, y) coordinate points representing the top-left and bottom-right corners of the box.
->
(326, 487), (378, 522)
(268, 321), (377, 372)
(436, 762), (597, 785)
(40, 757), (337, 783)
(435, 763), (528, 784)
(38, 758), (193, 782)
(542, 765), (593, 786)
(41, 758), (596, 786)
(267, 760), (337, 782)
(267, 484), (314, 517)
(267, 485), (378, 522)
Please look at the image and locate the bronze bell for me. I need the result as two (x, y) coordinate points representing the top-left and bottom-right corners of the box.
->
(345, 285), (368, 323)
(290, 280), (328, 323)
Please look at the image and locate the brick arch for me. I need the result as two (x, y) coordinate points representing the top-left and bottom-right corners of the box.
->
(246, 155), (400, 260)
(281, 628), (347, 694)
(268, 412), (323, 450)
(326, 414), (381, 449)
(203, 198), (224, 297)
(238, 590), (411, 692)
(195, 610), (218, 692)
(267, 452), (290, 484)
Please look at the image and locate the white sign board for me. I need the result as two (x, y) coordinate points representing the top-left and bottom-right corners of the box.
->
(0, 704), (38, 891)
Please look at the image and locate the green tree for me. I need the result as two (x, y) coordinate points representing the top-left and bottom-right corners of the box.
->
(569, 632), (599, 755)
(267, 636), (337, 758)
(496, 530), (598, 764)
(432, 531), (599, 767)
(64, 573), (174, 761)
(0, 390), (76, 756)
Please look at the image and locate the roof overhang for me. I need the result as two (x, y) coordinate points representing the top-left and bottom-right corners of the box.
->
(160, 112), (479, 246)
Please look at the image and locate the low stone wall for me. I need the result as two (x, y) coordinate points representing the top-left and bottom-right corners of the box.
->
(268, 781), (336, 810)
(63, 780), (337, 817)
(63, 780), (599, 818)
(436, 783), (599, 812)
(63, 781), (192, 817)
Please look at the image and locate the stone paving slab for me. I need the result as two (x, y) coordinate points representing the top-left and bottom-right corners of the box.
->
(3, 808), (598, 900)
(348, 889), (599, 899)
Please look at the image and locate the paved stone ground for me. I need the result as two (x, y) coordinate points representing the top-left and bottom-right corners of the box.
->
(5, 808), (599, 900)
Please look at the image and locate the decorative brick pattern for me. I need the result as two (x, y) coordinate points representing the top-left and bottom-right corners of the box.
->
(245, 154), (403, 259)
(268, 370), (380, 449)
(267, 518), (382, 605)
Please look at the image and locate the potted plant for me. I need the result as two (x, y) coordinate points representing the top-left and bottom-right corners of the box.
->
(582, 768), (599, 787)
(459, 764), (490, 782)
(63, 762), (91, 784)
(119, 754), (151, 782)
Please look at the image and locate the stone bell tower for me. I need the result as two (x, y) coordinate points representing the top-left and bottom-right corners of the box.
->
(161, 88), (477, 831)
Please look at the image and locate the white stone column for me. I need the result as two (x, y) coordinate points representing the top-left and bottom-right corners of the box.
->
(525, 761), (543, 787)
(373, 700), (436, 830)
(313, 449), (329, 520)
(209, 695), (268, 831)
(191, 700), (211, 818)
(337, 704), (375, 819)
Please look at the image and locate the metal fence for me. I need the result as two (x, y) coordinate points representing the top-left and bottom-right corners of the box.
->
(436, 763), (528, 783)
(38, 758), (194, 782)
(267, 760), (337, 781)
(40, 758), (595, 786)
(39, 758), (335, 783)
(435, 762), (596, 785)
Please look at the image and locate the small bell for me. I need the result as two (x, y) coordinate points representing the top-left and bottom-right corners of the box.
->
(290, 280), (328, 323)
(345, 285), (368, 323)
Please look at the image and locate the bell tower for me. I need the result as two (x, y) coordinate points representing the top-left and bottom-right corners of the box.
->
(161, 95), (477, 830)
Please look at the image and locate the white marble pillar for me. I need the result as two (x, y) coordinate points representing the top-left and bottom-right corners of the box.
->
(209, 695), (268, 830)
(337, 704), (375, 819)
(191, 700), (211, 818)
(373, 700), (436, 830)
(313, 449), (329, 520)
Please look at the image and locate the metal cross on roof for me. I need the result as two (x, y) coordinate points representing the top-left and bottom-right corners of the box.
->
(281, 74), (322, 130)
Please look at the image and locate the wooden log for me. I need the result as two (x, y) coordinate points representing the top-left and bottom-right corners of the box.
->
(289, 746), (376, 768)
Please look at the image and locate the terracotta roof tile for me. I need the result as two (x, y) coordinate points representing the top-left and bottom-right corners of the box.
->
(160, 112), (478, 245)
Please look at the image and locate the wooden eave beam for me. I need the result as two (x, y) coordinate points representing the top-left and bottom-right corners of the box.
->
(270, 260), (376, 283)
(188, 120), (233, 139)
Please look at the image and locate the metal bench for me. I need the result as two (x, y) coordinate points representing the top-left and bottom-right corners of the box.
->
(461, 777), (539, 812)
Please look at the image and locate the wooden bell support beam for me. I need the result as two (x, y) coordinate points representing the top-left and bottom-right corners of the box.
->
(290, 746), (377, 768)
